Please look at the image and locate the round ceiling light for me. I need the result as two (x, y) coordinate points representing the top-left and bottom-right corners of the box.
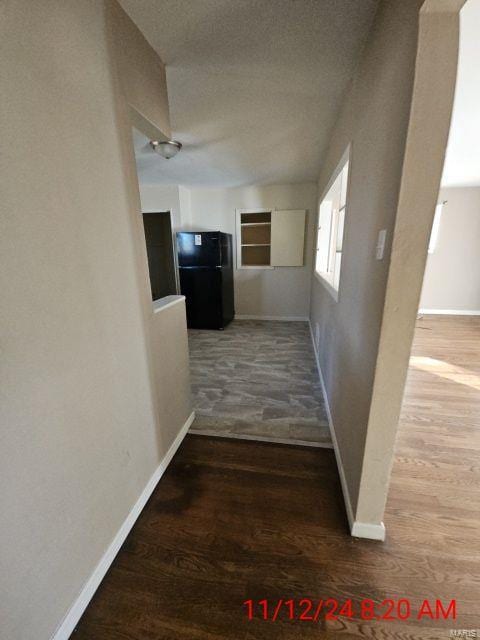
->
(150, 140), (182, 159)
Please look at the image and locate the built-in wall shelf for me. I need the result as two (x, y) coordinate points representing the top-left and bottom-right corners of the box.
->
(240, 211), (271, 224)
(238, 211), (272, 265)
(240, 222), (271, 227)
(236, 208), (306, 269)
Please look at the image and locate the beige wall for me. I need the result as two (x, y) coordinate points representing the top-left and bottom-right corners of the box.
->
(110, 0), (171, 139)
(355, 0), (463, 530)
(309, 0), (423, 528)
(187, 183), (318, 318)
(420, 187), (480, 312)
(150, 301), (191, 445)
(0, 2), (191, 638)
(311, 0), (463, 535)
(139, 183), (192, 229)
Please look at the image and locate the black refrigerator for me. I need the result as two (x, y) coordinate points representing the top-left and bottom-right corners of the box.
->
(176, 231), (235, 330)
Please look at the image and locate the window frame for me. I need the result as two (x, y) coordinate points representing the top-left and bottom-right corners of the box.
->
(314, 145), (351, 302)
(427, 201), (444, 254)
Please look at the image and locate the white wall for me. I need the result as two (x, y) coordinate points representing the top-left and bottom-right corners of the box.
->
(0, 2), (191, 638)
(178, 185), (192, 228)
(138, 183), (191, 228)
(441, 0), (480, 188)
(187, 183), (318, 318)
(420, 187), (480, 313)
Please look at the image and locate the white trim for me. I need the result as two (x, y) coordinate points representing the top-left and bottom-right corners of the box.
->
(236, 208), (273, 213)
(418, 308), (480, 316)
(152, 294), (185, 314)
(236, 265), (274, 270)
(313, 271), (340, 302)
(427, 203), (443, 253)
(51, 411), (195, 640)
(308, 321), (386, 541)
(240, 222), (271, 227)
(189, 430), (333, 449)
(235, 314), (309, 321)
(236, 208), (272, 270)
(308, 322), (354, 528)
(351, 520), (386, 541)
(318, 145), (352, 204)
(313, 144), (351, 303)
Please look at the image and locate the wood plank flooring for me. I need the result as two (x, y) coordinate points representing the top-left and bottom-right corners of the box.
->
(73, 315), (480, 639)
(188, 320), (332, 447)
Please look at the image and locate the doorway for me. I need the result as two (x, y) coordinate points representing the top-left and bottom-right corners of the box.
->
(142, 211), (178, 301)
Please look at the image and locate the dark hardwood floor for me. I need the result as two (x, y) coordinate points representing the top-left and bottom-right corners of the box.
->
(73, 316), (480, 639)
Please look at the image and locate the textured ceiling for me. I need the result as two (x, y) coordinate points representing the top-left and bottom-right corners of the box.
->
(442, 0), (480, 187)
(121, 0), (379, 187)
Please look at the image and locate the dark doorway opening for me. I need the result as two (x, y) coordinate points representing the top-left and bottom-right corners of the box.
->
(142, 211), (177, 301)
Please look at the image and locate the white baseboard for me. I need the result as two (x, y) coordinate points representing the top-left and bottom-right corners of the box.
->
(235, 314), (309, 321)
(308, 322), (355, 528)
(351, 520), (386, 541)
(308, 321), (385, 542)
(52, 411), (195, 640)
(418, 308), (480, 316)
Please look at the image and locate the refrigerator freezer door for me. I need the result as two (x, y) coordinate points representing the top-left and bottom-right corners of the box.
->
(176, 232), (221, 267)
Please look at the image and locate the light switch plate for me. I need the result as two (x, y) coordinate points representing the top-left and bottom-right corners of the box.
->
(376, 229), (387, 260)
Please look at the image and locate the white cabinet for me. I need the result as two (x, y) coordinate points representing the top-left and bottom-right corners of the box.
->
(270, 209), (306, 266)
(236, 208), (306, 268)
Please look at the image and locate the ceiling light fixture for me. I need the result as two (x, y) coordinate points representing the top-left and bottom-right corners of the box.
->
(150, 139), (182, 159)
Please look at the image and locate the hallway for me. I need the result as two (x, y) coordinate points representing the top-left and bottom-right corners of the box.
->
(4, 2), (476, 637)
(188, 320), (332, 447)
(73, 317), (480, 639)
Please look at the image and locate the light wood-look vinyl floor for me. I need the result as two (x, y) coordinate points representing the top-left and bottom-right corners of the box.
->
(188, 320), (332, 447)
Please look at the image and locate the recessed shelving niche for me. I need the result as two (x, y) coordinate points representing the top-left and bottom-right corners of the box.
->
(236, 208), (306, 268)
(239, 211), (271, 266)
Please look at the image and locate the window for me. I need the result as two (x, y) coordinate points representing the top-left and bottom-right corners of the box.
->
(428, 202), (444, 254)
(315, 151), (350, 297)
